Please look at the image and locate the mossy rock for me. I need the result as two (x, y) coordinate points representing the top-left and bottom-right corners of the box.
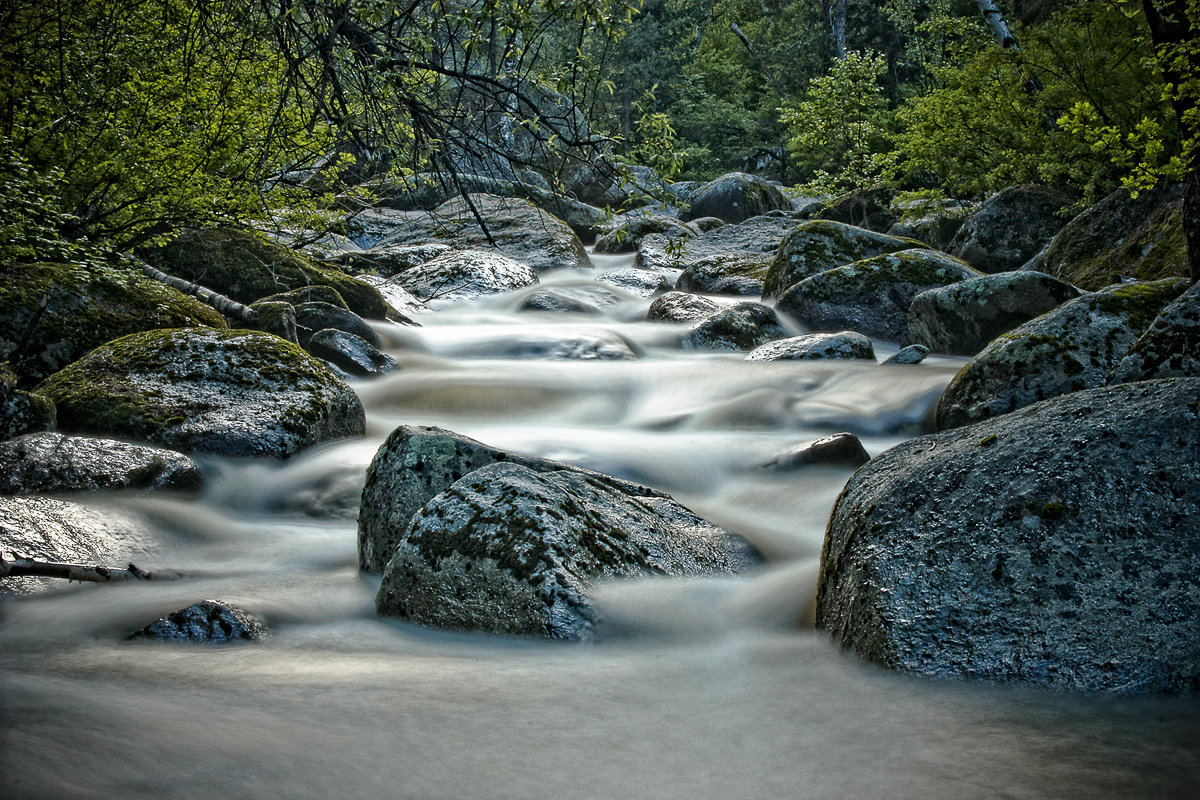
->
(775, 249), (980, 341)
(260, 285), (349, 309)
(38, 327), (365, 459)
(935, 278), (1190, 429)
(682, 172), (791, 224)
(155, 227), (388, 319)
(0, 261), (226, 385)
(594, 215), (697, 254)
(763, 220), (928, 299)
(676, 254), (771, 296)
(1109, 279), (1200, 384)
(947, 184), (1074, 273)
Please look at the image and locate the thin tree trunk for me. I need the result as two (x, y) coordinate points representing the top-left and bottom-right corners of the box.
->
(1, 555), (181, 583)
(975, 0), (1020, 50)
(822, 0), (847, 59)
(730, 23), (786, 101)
(127, 255), (260, 324)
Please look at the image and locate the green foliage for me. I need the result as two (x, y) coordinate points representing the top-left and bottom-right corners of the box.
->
(781, 51), (899, 195)
(0, 145), (99, 265)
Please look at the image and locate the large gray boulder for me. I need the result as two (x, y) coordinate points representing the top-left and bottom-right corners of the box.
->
(594, 215), (697, 254)
(904, 271), (1083, 356)
(947, 184), (1073, 273)
(682, 172), (791, 224)
(375, 461), (760, 639)
(935, 279), (1189, 429)
(0, 495), (158, 596)
(817, 378), (1200, 694)
(763, 220), (927, 299)
(392, 250), (539, 302)
(682, 303), (788, 352)
(1109, 280), (1200, 384)
(38, 328), (365, 459)
(0, 432), (203, 495)
(776, 250), (981, 341)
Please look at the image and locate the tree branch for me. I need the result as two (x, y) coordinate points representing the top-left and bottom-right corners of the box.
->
(1, 554), (182, 583)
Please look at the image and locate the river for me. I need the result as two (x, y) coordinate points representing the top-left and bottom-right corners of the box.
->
(2, 254), (1197, 798)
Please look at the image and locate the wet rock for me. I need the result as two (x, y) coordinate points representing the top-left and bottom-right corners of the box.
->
(1031, 183), (1187, 290)
(935, 278), (1189, 430)
(817, 189), (896, 232)
(882, 344), (930, 365)
(0, 495), (157, 596)
(682, 172), (791, 224)
(1, 363), (55, 440)
(595, 268), (676, 298)
(129, 600), (265, 643)
(38, 328), (365, 459)
(155, 227), (389, 320)
(355, 276), (429, 322)
(594, 215), (697, 254)
(518, 290), (603, 315)
(292, 302), (380, 350)
(337, 242), (453, 277)
(375, 461), (761, 639)
(948, 185), (1073, 274)
(260, 285), (350, 309)
(676, 255), (769, 296)
(638, 215), (798, 277)
(776, 250), (980, 341)
(762, 432), (871, 470)
(0, 432), (203, 495)
(307, 329), (398, 377)
(462, 331), (639, 361)
(246, 301), (299, 344)
(763, 220), (927, 299)
(1109, 280), (1200, 383)
(682, 303), (788, 352)
(645, 292), (721, 323)
(904, 271), (1083, 356)
(745, 331), (875, 362)
(817, 378), (1200, 694)
(394, 250), (539, 302)
(886, 199), (975, 250)
(0, 261), (225, 385)
(360, 425), (676, 573)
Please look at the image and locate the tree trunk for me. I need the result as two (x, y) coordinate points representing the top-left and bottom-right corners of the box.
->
(975, 0), (1020, 50)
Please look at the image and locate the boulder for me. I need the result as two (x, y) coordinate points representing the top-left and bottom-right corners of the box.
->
(0, 495), (157, 596)
(293, 302), (380, 350)
(882, 344), (930, 365)
(947, 184), (1073, 273)
(745, 331), (875, 362)
(594, 215), (697, 254)
(1031, 183), (1187, 290)
(763, 220), (927, 299)
(595, 268), (676, 298)
(886, 198), (975, 250)
(638, 215), (798, 276)
(682, 172), (791, 224)
(0, 261), (225, 385)
(817, 378), (1200, 694)
(935, 279), (1189, 430)
(375, 461), (761, 639)
(366, 194), (589, 273)
(1, 363), (55, 440)
(245, 301), (300, 344)
(38, 328), (365, 459)
(306, 329), (397, 378)
(682, 303), (788, 352)
(817, 189), (896, 232)
(0, 432), (203, 495)
(393, 250), (540, 302)
(904, 271), (1083, 356)
(129, 600), (266, 643)
(335, 242), (452, 277)
(355, 275), (429, 321)
(359, 424), (675, 574)
(518, 290), (603, 315)
(645, 292), (721, 323)
(155, 227), (389, 319)
(259, 285), (350, 309)
(761, 432), (871, 470)
(675, 255), (770, 296)
(776, 250), (981, 341)
(1109, 280), (1200, 384)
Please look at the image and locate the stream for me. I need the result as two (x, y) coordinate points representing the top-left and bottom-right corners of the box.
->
(2, 253), (1198, 799)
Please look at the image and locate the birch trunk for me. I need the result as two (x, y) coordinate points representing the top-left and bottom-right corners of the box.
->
(975, 0), (1020, 50)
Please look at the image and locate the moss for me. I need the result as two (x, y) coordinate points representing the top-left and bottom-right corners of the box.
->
(260, 285), (348, 309)
(1093, 279), (1189, 331)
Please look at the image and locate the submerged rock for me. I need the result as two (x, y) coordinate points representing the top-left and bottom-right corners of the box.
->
(683, 303), (788, 352)
(763, 221), (927, 299)
(518, 290), (603, 315)
(745, 331), (875, 362)
(38, 328), (365, 459)
(1108, 280), (1200, 384)
(935, 278), (1188, 429)
(0, 432), (203, 495)
(393, 250), (540, 302)
(682, 172), (791, 224)
(375, 461), (760, 639)
(817, 378), (1200, 694)
(947, 184), (1073, 273)
(129, 600), (265, 643)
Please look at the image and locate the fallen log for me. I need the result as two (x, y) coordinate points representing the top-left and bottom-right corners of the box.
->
(0, 554), (182, 584)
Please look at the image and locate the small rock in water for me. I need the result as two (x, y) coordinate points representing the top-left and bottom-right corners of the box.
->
(762, 433), (870, 470)
(882, 344), (929, 365)
(130, 600), (265, 643)
(596, 268), (676, 298)
(645, 291), (721, 323)
(307, 329), (398, 377)
(683, 302), (788, 352)
(746, 331), (875, 362)
(518, 290), (603, 315)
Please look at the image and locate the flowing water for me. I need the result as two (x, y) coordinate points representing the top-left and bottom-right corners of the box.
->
(2, 254), (1198, 799)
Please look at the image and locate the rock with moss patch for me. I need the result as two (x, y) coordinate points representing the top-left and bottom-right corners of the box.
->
(0, 432), (202, 495)
(1, 363), (55, 440)
(645, 292), (721, 323)
(763, 221), (928, 299)
(376, 461), (760, 639)
(0, 495), (157, 596)
(336, 242), (453, 277)
(682, 172), (791, 224)
(935, 278), (1189, 429)
(746, 331), (875, 362)
(0, 261), (226, 385)
(129, 600), (265, 643)
(683, 302), (788, 352)
(1108, 280), (1200, 384)
(156, 227), (388, 320)
(594, 215), (698, 254)
(818, 378), (1200, 694)
(676, 255), (770, 296)
(1030, 183), (1187, 290)
(762, 432), (870, 470)
(38, 328), (365, 459)
(260, 285), (349, 309)
(776, 250), (980, 341)
(394, 250), (539, 302)
(904, 271), (1083, 356)
(947, 185), (1073, 273)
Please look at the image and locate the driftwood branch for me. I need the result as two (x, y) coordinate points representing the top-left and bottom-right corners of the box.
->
(0, 554), (182, 584)
(123, 254), (259, 325)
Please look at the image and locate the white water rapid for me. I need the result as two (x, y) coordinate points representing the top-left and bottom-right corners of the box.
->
(2, 254), (1197, 798)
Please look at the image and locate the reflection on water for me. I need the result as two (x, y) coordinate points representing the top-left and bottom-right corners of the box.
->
(3, 261), (1198, 799)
